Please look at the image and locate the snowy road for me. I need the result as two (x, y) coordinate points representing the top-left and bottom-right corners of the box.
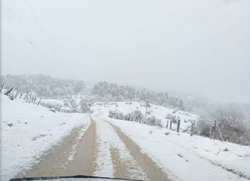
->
(17, 116), (170, 181)
(12, 113), (249, 181)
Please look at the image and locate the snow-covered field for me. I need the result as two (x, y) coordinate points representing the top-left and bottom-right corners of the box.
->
(2, 94), (250, 181)
(103, 116), (250, 181)
(1, 94), (89, 181)
(91, 102), (199, 131)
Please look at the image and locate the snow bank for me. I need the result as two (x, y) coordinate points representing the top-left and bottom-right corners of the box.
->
(105, 116), (250, 181)
(1, 94), (89, 181)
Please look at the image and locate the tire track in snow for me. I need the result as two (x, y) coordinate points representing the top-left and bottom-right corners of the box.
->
(62, 116), (95, 176)
(60, 117), (91, 171)
(91, 116), (148, 180)
(16, 116), (91, 178)
(106, 121), (171, 181)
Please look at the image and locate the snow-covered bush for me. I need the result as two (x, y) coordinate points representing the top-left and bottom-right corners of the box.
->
(197, 116), (210, 137)
(155, 119), (163, 127)
(166, 114), (177, 123)
(123, 113), (131, 121)
(145, 115), (156, 126)
(197, 103), (250, 145)
(108, 110), (116, 118)
(108, 110), (123, 120)
(116, 112), (124, 119)
(129, 110), (143, 122)
(80, 101), (90, 113)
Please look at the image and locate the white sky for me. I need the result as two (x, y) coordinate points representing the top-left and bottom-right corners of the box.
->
(2, 0), (250, 103)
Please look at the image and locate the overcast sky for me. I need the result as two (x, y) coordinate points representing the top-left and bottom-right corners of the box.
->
(2, 0), (250, 103)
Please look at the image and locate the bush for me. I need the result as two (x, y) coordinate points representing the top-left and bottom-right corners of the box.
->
(155, 119), (163, 127)
(145, 115), (156, 126)
(80, 101), (90, 113)
(124, 113), (131, 121)
(108, 110), (116, 118)
(197, 117), (211, 137)
(197, 103), (250, 145)
(108, 110), (123, 120)
(130, 110), (143, 122)
(166, 114), (177, 123)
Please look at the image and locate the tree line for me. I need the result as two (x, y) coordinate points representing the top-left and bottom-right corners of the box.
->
(1, 74), (89, 99)
(91, 81), (186, 110)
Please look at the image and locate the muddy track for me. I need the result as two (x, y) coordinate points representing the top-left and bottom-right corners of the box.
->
(63, 119), (96, 176)
(110, 147), (129, 179)
(17, 118), (95, 178)
(106, 121), (171, 181)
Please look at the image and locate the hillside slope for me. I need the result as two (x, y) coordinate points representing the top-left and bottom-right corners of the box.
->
(1, 93), (89, 181)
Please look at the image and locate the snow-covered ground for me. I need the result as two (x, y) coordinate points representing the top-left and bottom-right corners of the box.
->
(103, 116), (250, 181)
(91, 102), (199, 131)
(92, 102), (250, 180)
(1, 94), (90, 181)
(2, 94), (249, 181)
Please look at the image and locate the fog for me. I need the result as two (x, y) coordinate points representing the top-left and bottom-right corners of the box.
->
(2, 0), (250, 103)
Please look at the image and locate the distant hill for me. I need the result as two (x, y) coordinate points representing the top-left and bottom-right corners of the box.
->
(91, 81), (187, 111)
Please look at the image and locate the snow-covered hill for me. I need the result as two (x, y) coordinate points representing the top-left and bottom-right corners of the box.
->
(91, 102), (250, 180)
(91, 102), (199, 131)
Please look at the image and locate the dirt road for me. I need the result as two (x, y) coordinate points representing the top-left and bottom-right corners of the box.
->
(17, 116), (171, 181)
